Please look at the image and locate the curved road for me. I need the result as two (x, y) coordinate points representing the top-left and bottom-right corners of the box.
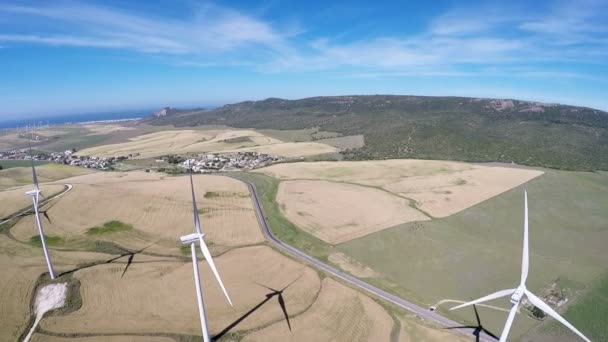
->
(0, 184), (73, 226)
(239, 178), (498, 342)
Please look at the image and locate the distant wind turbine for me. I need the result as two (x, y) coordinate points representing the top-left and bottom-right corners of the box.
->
(180, 171), (232, 342)
(451, 191), (591, 342)
(26, 143), (56, 279)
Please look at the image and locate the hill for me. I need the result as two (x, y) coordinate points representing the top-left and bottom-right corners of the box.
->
(143, 95), (608, 171)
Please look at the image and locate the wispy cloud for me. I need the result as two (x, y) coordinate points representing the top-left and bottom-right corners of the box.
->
(0, 0), (606, 79)
(0, 2), (288, 55)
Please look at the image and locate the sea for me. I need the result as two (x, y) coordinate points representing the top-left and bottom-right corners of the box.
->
(0, 109), (152, 130)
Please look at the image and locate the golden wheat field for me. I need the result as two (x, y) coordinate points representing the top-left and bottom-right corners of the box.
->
(1, 160), (485, 341)
(277, 180), (429, 244)
(77, 127), (341, 159)
(243, 278), (394, 342)
(0, 235), (117, 341)
(41, 246), (321, 336)
(78, 129), (284, 158)
(0, 184), (65, 218)
(399, 316), (470, 342)
(257, 159), (543, 219)
(10, 172), (264, 254)
(0, 164), (94, 190)
(31, 336), (175, 342)
(221, 141), (339, 158)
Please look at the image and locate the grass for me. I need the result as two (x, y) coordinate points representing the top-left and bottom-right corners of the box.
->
(336, 169), (608, 340)
(222, 136), (253, 144)
(543, 271), (608, 341)
(179, 245), (191, 256)
(204, 191), (220, 199)
(86, 220), (133, 235)
(0, 160), (49, 169)
(232, 172), (332, 262)
(29, 234), (65, 247)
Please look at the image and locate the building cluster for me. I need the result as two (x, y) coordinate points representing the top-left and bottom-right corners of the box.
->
(178, 152), (281, 173)
(0, 149), (126, 170)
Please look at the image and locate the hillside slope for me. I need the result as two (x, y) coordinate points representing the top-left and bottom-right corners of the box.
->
(143, 95), (608, 170)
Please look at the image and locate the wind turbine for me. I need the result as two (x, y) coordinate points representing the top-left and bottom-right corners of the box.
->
(180, 171), (232, 342)
(25, 144), (56, 280)
(451, 191), (591, 342)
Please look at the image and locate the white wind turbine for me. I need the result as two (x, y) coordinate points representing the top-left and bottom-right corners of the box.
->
(451, 191), (591, 342)
(26, 145), (56, 280)
(180, 172), (233, 342)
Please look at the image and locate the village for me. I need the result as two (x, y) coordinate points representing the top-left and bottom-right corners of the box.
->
(1, 149), (282, 173)
(173, 151), (282, 173)
(0, 149), (124, 170)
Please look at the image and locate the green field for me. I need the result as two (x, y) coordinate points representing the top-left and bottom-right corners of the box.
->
(0, 160), (49, 169)
(86, 220), (133, 235)
(335, 169), (608, 341)
(532, 272), (608, 341)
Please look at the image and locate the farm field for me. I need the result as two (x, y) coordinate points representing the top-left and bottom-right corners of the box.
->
(0, 234), (116, 341)
(0, 165), (472, 342)
(41, 246), (321, 336)
(77, 128), (339, 159)
(242, 278), (393, 342)
(31, 336), (175, 342)
(0, 159), (49, 169)
(0, 164), (95, 190)
(277, 180), (429, 244)
(337, 169), (608, 341)
(0, 184), (65, 218)
(10, 172), (265, 255)
(255, 159), (542, 242)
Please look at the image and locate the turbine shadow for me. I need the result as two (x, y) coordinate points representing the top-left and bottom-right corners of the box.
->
(212, 275), (301, 341)
(56, 242), (156, 278)
(445, 305), (499, 342)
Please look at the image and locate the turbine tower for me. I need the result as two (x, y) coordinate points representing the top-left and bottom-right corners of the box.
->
(451, 191), (591, 342)
(26, 145), (56, 279)
(180, 172), (232, 342)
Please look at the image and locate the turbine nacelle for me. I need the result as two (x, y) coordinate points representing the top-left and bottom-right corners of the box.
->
(25, 189), (41, 197)
(180, 232), (204, 245)
(510, 286), (525, 305)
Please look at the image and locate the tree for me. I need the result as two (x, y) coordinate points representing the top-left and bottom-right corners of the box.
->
(0, 165), (3, 170)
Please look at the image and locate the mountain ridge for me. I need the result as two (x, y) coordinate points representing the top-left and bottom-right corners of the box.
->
(143, 95), (608, 171)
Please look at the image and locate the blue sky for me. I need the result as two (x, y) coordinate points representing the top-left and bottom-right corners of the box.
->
(0, 0), (607, 119)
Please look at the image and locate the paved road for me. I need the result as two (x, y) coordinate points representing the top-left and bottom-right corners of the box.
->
(0, 184), (73, 226)
(239, 178), (498, 342)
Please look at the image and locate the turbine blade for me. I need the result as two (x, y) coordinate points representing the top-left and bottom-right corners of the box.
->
(450, 289), (515, 311)
(278, 294), (292, 331)
(473, 304), (481, 326)
(28, 142), (40, 191)
(190, 243), (210, 342)
(499, 303), (519, 342)
(199, 235), (232, 306)
(189, 172), (202, 234)
(254, 282), (279, 293)
(521, 190), (529, 285)
(43, 211), (52, 224)
(525, 290), (591, 342)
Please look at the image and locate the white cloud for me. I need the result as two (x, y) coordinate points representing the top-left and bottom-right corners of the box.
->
(0, 0), (606, 80)
(0, 2), (287, 55)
